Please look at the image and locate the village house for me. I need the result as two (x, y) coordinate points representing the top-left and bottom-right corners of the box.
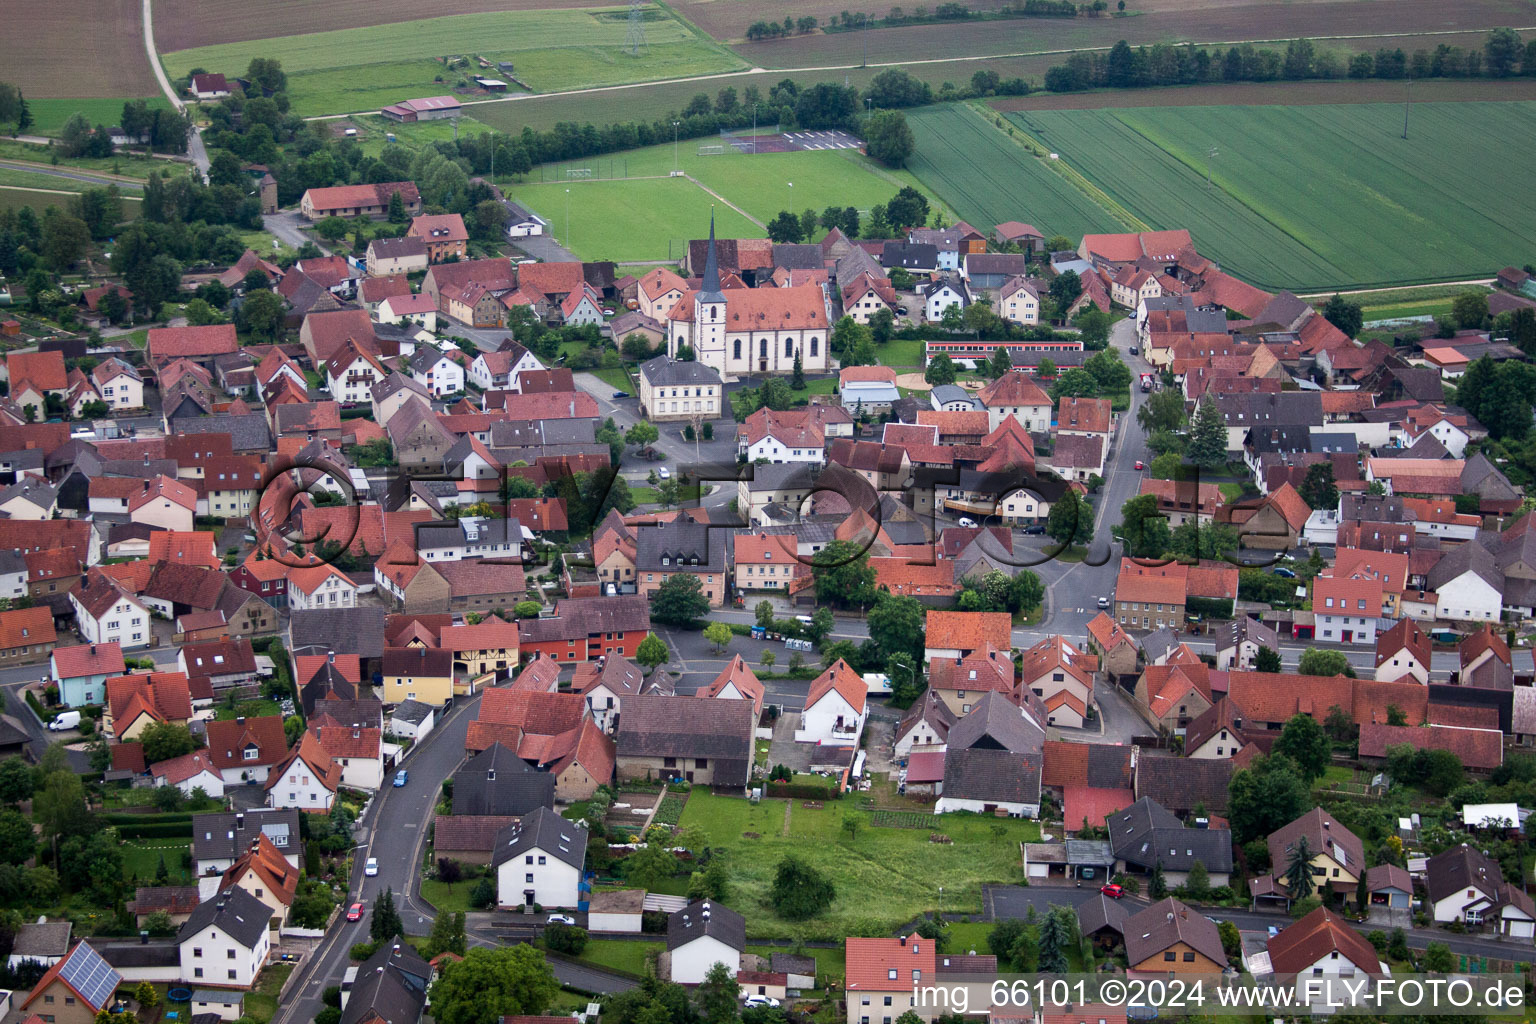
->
(668, 900), (746, 984)
(1123, 897), (1227, 976)
(638, 356), (723, 422)
(177, 887), (272, 988)
(408, 214), (469, 262)
(491, 806), (586, 910)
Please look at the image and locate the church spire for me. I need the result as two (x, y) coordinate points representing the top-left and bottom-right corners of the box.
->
(699, 208), (723, 303)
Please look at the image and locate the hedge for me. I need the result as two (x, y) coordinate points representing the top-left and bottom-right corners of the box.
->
(765, 781), (842, 800)
(101, 811), (194, 826)
(114, 821), (199, 840)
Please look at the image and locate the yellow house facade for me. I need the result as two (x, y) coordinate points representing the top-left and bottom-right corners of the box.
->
(381, 647), (455, 706)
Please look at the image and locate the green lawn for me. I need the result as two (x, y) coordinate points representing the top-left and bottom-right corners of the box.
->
(419, 877), (473, 913)
(590, 365), (635, 394)
(24, 97), (171, 138)
(244, 962), (292, 1024)
(121, 839), (193, 883)
(879, 338), (927, 368)
(515, 177), (760, 262)
(214, 699), (281, 720)
(160, 6), (745, 117)
(526, 140), (952, 235)
(942, 921), (994, 957)
(676, 790), (1038, 939)
(0, 139), (162, 178)
(578, 938), (660, 976)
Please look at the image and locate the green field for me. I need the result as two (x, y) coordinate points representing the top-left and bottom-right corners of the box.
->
(512, 139), (950, 259)
(160, 7), (745, 117)
(0, 186), (141, 220)
(675, 790), (1037, 939)
(905, 100), (1536, 290)
(516, 177), (760, 261)
(25, 97), (172, 137)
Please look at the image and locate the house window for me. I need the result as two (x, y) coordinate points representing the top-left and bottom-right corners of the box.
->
(760, 339), (767, 357)
(1164, 952), (1176, 962)
(734, 339), (742, 360)
(526, 873), (534, 883)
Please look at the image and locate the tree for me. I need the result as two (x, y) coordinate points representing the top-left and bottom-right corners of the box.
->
(1037, 905), (1074, 974)
(370, 887), (403, 944)
(1048, 270), (1082, 309)
(864, 110), (915, 167)
(1119, 493), (1169, 558)
(42, 213), (91, 271)
(1186, 399), (1228, 470)
(1320, 293), (1363, 337)
(543, 923), (588, 955)
(1085, 348), (1131, 393)
(1298, 648), (1352, 677)
(1048, 368), (1097, 400)
(760, 650), (776, 670)
(1075, 306), (1111, 350)
(1046, 489), (1092, 547)
(812, 540), (877, 609)
(1148, 860), (1167, 899)
(0, 757), (34, 805)
(0, 809), (35, 865)
(626, 421), (659, 447)
(1273, 713), (1331, 782)
(766, 211), (802, 243)
(1253, 646), (1282, 673)
(1299, 462), (1339, 511)
(924, 354), (957, 386)
(696, 961), (741, 1024)
(867, 593), (925, 662)
(1453, 289), (1490, 329)
(986, 346), (1014, 379)
(636, 633), (669, 670)
(1227, 755), (1313, 844)
(34, 770), (93, 851)
(651, 574), (710, 626)
(1421, 941), (1455, 973)
(238, 289), (285, 341)
(702, 622), (732, 654)
(624, 842), (680, 889)
(135, 981), (160, 1011)
(139, 721), (196, 765)
(427, 945), (559, 1024)
(1486, 27), (1524, 76)
(1218, 919), (1241, 958)
(1184, 859), (1210, 900)
(1036, 357), (1057, 379)
(387, 191), (407, 223)
(809, 607), (835, 644)
(769, 856), (835, 920)
(1283, 833), (1315, 899)
(885, 186), (929, 231)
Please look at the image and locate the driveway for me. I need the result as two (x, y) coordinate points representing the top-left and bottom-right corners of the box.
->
(510, 235), (578, 262)
(262, 211), (329, 254)
(766, 713), (814, 772)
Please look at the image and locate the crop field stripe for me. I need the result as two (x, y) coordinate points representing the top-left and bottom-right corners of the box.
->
(904, 104), (1130, 241)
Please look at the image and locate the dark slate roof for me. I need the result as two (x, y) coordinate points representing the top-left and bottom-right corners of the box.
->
(1135, 755), (1232, 815)
(772, 244), (825, 271)
(343, 950), (427, 1024)
(1108, 796), (1233, 874)
(192, 809), (300, 863)
(882, 242), (938, 269)
(1426, 844), (1503, 904)
(666, 899), (747, 952)
(1340, 493), (1409, 523)
(1076, 892), (1131, 937)
(1124, 897), (1226, 968)
(1426, 540), (1502, 593)
(633, 520), (729, 573)
(290, 607), (387, 657)
(940, 747), (1042, 806)
(170, 413), (271, 452)
(639, 355), (722, 387)
(947, 691), (1044, 754)
(1211, 391), (1323, 429)
(453, 742), (556, 816)
(391, 699), (434, 726)
(616, 695), (754, 785)
(359, 937), (432, 994)
(489, 806), (587, 871)
(178, 887), (270, 948)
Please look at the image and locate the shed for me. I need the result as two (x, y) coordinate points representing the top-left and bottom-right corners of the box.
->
(587, 889), (645, 934)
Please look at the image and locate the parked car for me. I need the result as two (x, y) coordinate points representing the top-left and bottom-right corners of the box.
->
(1096, 597), (1111, 608)
(393, 769), (408, 787)
(365, 858), (379, 876)
(612, 391), (630, 399)
(1128, 346), (1139, 355)
(548, 913), (577, 925)
(957, 516), (977, 528)
(745, 996), (781, 1008)
(1023, 524), (1046, 535)
(46, 711), (81, 731)
(347, 903), (364, 921)
(1100, 883), (1125, 899)
(1271, 567), (1297, 578)
(1134, 460), (1144, 470)
(658, 467), (671, 479)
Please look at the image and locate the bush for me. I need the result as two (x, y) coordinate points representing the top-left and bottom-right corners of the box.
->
(349, 941), (378, 962)
(544, 923), (588, 954)
(469, 877), (497, 910)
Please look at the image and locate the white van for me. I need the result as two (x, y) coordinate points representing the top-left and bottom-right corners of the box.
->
(47, 710), (81, 731)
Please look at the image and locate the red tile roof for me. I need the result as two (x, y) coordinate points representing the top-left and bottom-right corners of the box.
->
(205, 715), (288, 769)
(0, 606), (55, 651)
(52, 641), (125, 679)
(805, 659), (867, 715)
(925, 611), (1011, 653)
(1266, 906), (1381, 976)
(106, 672), (193, 727)
(1064, 785), (1136, 832)
(846, 934), (934, 991)
(1358, 723), (1502, 770)
(147, 324), (238, 362)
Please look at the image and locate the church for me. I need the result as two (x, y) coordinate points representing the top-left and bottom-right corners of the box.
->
(666, 216), (833, 379)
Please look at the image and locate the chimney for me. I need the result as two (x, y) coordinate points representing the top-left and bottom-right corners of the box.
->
(328, 652), (335, 664)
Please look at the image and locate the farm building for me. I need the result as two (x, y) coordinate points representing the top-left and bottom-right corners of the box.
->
(301, 182), (422, 221)
(380, 96), (462, 122)
(191, 73), (230, 100)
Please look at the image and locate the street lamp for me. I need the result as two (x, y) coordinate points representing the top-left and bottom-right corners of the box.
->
(672, 120), (681, 172)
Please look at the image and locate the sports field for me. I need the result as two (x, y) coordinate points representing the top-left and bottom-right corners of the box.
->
(515, 177), (761, 261)
(159, 6), (745, 117)
(905, 100), (1536, 290)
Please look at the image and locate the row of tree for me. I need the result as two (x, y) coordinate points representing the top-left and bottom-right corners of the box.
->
(1044, 28), (1536, 92)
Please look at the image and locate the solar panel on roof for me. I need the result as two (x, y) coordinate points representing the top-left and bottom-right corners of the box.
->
(59, 942), (121, 1009)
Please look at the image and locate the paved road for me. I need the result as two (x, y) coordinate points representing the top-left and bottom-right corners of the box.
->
(262, 211), (330, 254)
(984, 885), (1536, 964)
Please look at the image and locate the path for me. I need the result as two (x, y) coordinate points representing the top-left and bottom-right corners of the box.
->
(685, 174), (765, 230)
(140, 0), (182, 113)
(1297, 278), (1496, 299)
(300, 25), (1536, 123)
(0, 159), (145, 189)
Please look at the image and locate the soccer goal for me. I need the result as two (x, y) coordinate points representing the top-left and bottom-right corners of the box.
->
(565, 167), (593, 179)
(696, 144), (725, 156)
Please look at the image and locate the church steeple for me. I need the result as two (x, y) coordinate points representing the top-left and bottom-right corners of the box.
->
(698, 209), (724, 303)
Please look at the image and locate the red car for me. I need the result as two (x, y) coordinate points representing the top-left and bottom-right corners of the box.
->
(1134, 460), (1145, 470)
(346, 902), (364, 922)
(1100, 883), (1126, 899)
